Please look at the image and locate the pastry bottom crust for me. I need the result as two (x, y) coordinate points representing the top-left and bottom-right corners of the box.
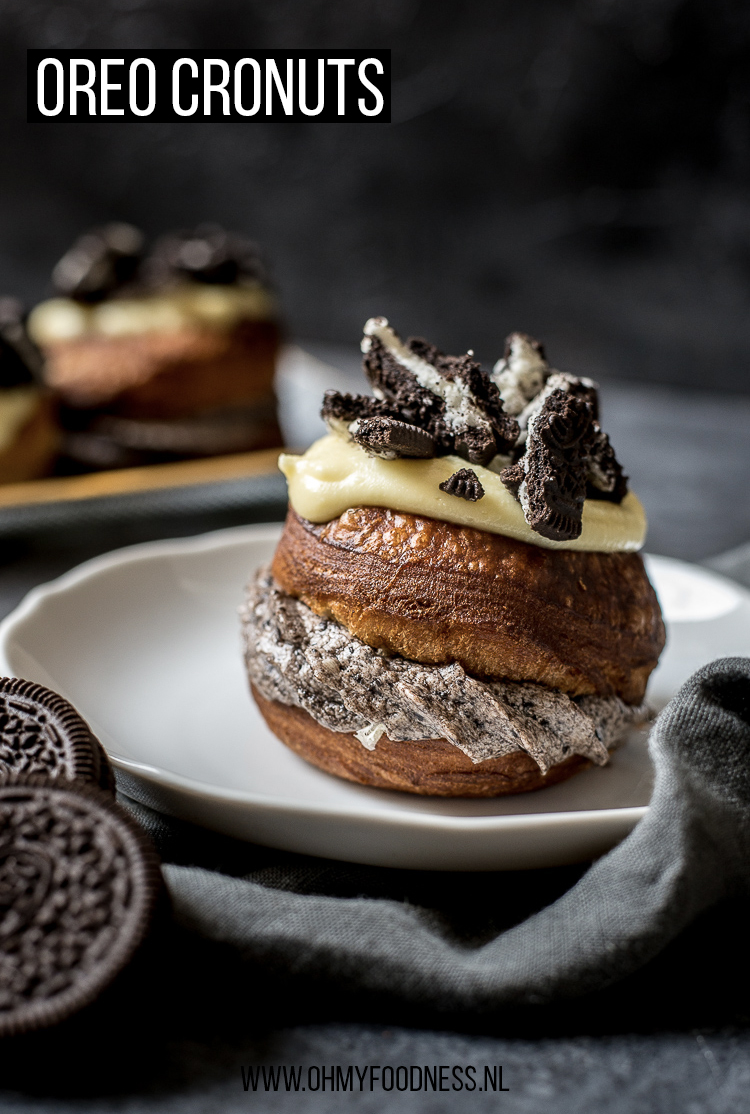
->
(252, 685), (595, 798)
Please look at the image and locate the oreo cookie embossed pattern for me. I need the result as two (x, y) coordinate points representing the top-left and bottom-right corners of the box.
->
(0, 677), (113, 790)
(0, 679), (162, 1036)
(0, 776), (162, 1038)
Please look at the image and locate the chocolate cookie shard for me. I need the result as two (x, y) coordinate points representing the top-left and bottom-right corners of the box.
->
(585, 424), (629, 503)
(439, 468), (485, 501)
(0, 775), (162, 1037)
(452, 424), (498, 467)
(359, 317), (519, 461)
(516, 371), (600, 441)
(52, 223), (144, 303)
(491, 333), (600, 437)
(321, 390), (402, 425)
(492, 332), (550, 416)
(351, 417), (436, 459)
(0, 677), (113, 792)
(499, 461), (525, 498)
(520, 390), (593, 542)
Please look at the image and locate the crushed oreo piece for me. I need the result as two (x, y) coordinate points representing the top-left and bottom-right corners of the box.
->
(321, 390), (403, 425)
(515, 371), (600, 444)
(520, 390), (594, 542)
(351, 417), (436, 459)
(452, 424), (498, 467)
(585, 424), (629, 503)
(143, 224), (267, 287)
(52, 223), (144, 302)
(0, 299), (43, 387)
(439, 468), (485, 501)
(492, 332), (550, 416)
(359, 318), (519, 462)
(0, 775), (162, 1037)
(322, 320), (628, 529)
(499, 461), (525, 498)
(361, 334), (444, 429)
(0, 677), (113, 791)
(560, 373), (599, 421)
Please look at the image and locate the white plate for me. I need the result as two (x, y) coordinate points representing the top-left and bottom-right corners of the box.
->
(0, 525), (748, 871)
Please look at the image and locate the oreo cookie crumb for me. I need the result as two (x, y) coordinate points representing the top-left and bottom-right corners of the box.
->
(521, 390), (594, 541)
(324, 320), (628, 526)
(362, 335), (444, 429)
(0, 775), (161, 1037)
(561, 374), (599, 421)
(439, 468), (485, 501)
(351, 417), (436, 458)
(359, 320), (519, 462)
(321, 390), (402, 425)
(500, 462), (525, 498)
(585, 424), (629, 503)
(452, 425), (498, 467)
(0, 678), (113, 791)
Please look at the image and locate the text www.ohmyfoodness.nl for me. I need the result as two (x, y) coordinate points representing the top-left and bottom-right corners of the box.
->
(241, 1064), (510, 1093)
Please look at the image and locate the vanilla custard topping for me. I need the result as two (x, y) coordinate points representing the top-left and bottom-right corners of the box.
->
(28, 283), (276, 344)
(280, 433), (646, 552)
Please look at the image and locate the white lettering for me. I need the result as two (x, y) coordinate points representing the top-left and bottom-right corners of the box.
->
(129, 58), (156, 116)
(358, 58), (384, 117)
(36, 58), (64, 117)
(326, 58), (355, 115)
(69, 58), (96, 116)
(266, 59), (293, 115)
(234, 58), (261, 116)
(298, 58), (324, 116)
(100, 58), (124, 116)
(204, 58), (230, 115)
(172, 57), (198, 116)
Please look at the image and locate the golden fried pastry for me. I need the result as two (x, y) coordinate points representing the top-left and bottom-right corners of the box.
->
(272, 506), (665, 705)
(242, 318), (664, 797)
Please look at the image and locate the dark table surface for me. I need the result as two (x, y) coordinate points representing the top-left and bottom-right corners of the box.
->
(1, 370), (750, 1113)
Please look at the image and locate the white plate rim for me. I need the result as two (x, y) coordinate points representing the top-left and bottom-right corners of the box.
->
(0, 522), (658, 838)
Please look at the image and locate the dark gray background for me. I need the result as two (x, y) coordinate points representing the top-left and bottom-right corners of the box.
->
(2, 6), (750, 1111)
(3, 0), (750, 392)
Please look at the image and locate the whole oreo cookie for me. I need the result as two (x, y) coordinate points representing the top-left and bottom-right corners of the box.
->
(0, 775), (162, 1037)
(0, 677), (113, 791)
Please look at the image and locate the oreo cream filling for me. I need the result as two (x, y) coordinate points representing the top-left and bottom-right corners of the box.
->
(242, 569), (649, 773)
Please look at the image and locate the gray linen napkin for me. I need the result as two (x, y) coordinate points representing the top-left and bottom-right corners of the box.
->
(124, 656), (750, 1011)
